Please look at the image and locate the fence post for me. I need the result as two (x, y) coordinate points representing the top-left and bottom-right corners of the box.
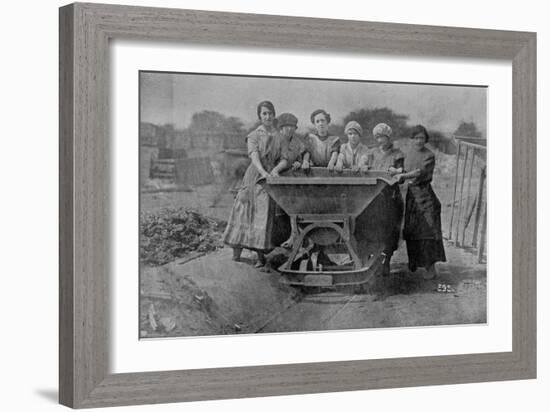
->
(448, 141), (461, 239)
(477, 199), (487, 263)
(454, 145), (469, 245)
(461, 148), (476, 245)
(472, 166), (486, 247)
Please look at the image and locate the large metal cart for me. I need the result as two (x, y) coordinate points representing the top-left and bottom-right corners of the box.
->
(261, 168), (401, 288)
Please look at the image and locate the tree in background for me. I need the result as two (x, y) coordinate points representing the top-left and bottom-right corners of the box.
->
(337, 106), (457, 154)
(454, 121), (483, 138)
(187, 111), (246, 136)
(428, 129), (457, 155)
(342, 107), (410, 146)
(328, 123), (345, 139)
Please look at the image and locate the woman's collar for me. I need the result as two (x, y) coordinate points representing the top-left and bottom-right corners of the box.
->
(314, 132), (330, 140)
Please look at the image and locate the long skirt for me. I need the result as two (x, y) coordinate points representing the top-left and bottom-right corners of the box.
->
(354, 184), (404, 260)
(223, 164), (285, 252)
(403, 183), (446, 271)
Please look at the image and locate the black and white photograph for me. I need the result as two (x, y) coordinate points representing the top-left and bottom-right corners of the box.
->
(139, 71), (488, 338)
(3, 0), (545, 410)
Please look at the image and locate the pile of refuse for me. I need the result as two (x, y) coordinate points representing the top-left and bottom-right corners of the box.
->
(140, 208), (227, 266)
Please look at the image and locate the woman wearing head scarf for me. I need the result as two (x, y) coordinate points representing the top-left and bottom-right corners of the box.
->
(301, 109), (341, 171)
(223, 101), (283, 266)
(357, 123), (405, 275)
(369, 123), (405, 172)
(335, 121), (370, 172)
(395, 125), (446, 279)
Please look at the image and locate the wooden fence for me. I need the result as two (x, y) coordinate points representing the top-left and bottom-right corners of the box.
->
(446, 136), (487, 263)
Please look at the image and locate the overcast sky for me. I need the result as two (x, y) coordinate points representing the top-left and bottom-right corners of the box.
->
(140, 71), (486, 136)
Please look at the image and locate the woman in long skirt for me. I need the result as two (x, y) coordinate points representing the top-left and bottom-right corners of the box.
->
(368, 123), (405, 275)
(395, 125), (446, 279)
(223, 101), (282, 266)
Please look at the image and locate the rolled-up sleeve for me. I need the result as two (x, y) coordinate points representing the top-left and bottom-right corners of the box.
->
(283, 139), (305, 164)
(338, 144), (350, 166)
(303, 135), (314, 155)
(330, 137), (342, 154)
(247, 132), (259, 157)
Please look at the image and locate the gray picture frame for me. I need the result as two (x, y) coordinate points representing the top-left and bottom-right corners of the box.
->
(59, 2), (536, 408)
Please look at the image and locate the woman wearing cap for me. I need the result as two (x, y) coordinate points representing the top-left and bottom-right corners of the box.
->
(369, 123), (405, 173)
(223, 101), (283, 266)
(271, 112), (304, 176)
(271, 113), (305, 249)
(395, 125), (446, 279)
(335, 121), (370, 172)
(301, 109), (341, 171)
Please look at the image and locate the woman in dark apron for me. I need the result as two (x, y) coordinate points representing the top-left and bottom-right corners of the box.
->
(367, 123), (405, 275)
(395, 125), (446, 279)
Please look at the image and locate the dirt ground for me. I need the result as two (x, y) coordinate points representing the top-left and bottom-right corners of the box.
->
(140, 178), (487, 338)
(140, 239), (485, 337)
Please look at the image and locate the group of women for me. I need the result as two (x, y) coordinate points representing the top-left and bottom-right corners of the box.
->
(222, 100), (446, 279)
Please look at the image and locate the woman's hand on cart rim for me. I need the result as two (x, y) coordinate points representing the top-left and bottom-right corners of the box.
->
(388, 166), (403, 176)
(291, 161), (301, 171)
(394, 173), (406, 184)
